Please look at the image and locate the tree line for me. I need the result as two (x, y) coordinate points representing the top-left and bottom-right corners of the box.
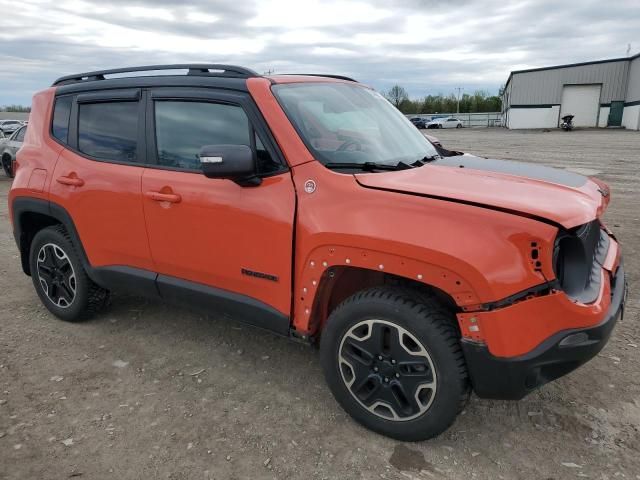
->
(1, 105), (31, 112)
(384, 85), (501, 115)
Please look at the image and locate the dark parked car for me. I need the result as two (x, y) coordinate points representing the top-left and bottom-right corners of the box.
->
(409, 117), (428, 129)
(0, 124), (26, 177)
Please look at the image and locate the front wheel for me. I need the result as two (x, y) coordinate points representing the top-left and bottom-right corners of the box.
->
(320, 287), (470, 441)
(456, 123), (462, 129)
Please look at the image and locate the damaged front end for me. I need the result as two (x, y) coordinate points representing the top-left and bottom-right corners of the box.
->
(457, 219), (626, 400)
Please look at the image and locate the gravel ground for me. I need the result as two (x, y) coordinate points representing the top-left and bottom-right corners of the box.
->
(1, 128), (639, 479)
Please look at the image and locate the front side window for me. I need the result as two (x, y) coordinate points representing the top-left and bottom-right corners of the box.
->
(273, 83), (439, 168)
(154, 101), (256, 171)
(78, 101), (138, 162)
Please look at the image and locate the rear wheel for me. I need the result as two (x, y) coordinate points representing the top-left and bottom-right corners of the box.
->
(29, 225), (110, 322)
(320, 287), (469, 441)
(456, 123), (462, 129)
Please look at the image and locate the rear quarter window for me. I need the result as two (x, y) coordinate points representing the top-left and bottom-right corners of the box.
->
(52, 96), (73, 144)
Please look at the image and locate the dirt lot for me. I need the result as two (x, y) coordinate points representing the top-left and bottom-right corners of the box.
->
(1, 128), (639, 479)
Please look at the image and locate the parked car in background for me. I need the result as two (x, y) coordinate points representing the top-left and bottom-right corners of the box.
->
(0, 119), (24, 136)
(0, 124), (26, 177)
(427, 117), (463, 129)
(409, 117), (428, 129)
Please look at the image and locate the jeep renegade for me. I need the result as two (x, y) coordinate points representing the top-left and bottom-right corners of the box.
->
(9, 64), (626, 441)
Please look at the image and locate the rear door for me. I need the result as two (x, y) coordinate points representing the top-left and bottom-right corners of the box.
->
(141, 87), (296, 323)
(49, 90), (154, 275)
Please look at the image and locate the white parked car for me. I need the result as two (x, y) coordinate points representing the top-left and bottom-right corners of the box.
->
(426, 117), (463, 129)
(0, 119), (24, 135)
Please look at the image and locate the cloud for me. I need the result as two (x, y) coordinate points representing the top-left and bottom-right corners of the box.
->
(0, 0), (638, 104)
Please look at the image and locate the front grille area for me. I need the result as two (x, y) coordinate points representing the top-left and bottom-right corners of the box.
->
(554, 220), (609, 304)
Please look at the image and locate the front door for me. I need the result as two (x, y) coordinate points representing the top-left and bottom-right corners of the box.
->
(608, 101), (624, 127)
(141, 88), (296, 322)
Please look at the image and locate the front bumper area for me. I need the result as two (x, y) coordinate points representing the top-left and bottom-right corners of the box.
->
(462, 261), (626, 400)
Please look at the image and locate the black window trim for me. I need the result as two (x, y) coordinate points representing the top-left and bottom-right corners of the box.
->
(76, 88), (141, 104)
(145, 87), (288, 177)
(67, 88), (147, 166)
(50, 94), (74, 148)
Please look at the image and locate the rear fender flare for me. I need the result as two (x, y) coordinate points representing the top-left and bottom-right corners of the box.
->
(11, 197), (94, 280)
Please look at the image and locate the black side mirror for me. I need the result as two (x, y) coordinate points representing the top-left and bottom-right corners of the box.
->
(199, 144), (260, 186)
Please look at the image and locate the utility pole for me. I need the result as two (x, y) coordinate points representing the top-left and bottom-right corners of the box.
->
(455, 87), (464, 114)
(264, 68), (275, 75)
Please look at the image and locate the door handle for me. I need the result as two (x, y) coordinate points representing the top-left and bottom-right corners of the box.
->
(145, 191), (182, 203)
(56, 175), (84, 187)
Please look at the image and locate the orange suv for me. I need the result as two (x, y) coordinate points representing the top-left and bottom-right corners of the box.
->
(9, 65), (626, 441)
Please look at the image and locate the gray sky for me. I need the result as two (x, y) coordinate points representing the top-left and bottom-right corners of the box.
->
(0, 0), (638, 105)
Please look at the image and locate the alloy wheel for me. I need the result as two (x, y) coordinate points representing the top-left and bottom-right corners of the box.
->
(36, 243), (77, 308)
(338, 319), (437, 421)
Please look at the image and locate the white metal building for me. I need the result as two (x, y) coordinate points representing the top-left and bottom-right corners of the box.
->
(502, 53), (640, 130)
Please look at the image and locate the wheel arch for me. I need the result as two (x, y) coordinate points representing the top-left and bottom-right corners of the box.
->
(306, 266), (461, 337)
(11, 197), (92, 277)
(293, 244), (484, 336)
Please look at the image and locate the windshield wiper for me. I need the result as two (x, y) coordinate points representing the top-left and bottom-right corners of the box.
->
(324, 156), (440, 172)
(413, 154), (441, 164)
(323, 161), (411, 172)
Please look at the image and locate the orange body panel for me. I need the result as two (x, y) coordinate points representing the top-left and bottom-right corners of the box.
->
(458, 271), (612, 357)
(356, 162), (607, 229)
(8, 88), (62, 212)
(49, 151), (154, 271)
(140, 168), (296, 315)
(286, 161), (558, 333)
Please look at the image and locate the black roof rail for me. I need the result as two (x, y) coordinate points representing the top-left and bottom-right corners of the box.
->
(52, 64), (260, 86)
(283, 73), (358, 82)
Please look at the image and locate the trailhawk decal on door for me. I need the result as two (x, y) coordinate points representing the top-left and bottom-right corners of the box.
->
(241, 268), (279, 282)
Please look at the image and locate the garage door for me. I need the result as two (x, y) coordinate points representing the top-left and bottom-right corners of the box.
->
(560, 84), (601, 127)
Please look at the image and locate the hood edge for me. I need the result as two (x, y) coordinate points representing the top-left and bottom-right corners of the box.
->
(355, 177), (565, 230)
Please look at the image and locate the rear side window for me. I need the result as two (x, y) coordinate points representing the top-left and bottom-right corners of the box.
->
(52, 96), (73, 144)
(154, 101), (251, 170)
(78, 102), (138, 162)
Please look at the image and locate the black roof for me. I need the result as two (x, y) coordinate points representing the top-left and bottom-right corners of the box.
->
(52, 64), (358, 95)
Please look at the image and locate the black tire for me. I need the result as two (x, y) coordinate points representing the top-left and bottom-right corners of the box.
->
(2, 154), (13, 178)
(29, 225), (110, 322)
(320, 287), (469, 441)
(456, 123), (462, 129)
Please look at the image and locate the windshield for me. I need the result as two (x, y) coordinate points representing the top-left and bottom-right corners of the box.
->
(272, 83), (439, 167)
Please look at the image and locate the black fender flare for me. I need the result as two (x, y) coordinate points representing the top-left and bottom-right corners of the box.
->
(12, 197), (94, 278)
